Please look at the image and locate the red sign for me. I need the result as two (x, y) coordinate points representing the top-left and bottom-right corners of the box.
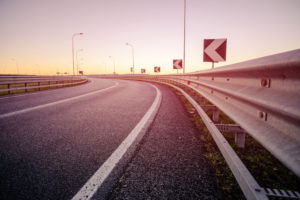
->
(203, 38), (227, 62)
(154, 66), (160, 72)
(130, 67), (133, 72)
(173, 59), (182, 69)
(79, 71), (83, 75)
(141, 69), (146, 73)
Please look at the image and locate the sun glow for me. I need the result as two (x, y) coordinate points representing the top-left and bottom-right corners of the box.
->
(1, 0), (300, 75)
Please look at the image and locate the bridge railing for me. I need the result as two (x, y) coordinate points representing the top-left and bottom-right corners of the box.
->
(0, 75), (87, 94)
(108, 49), (300, 199)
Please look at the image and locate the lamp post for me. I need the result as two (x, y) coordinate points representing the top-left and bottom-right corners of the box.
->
(72, 33), (83, 76)
(76, 48), (83, 75)
(125, 43), (134, 74)
(109, 56), (116, 75)
(183, 0), (186, 73)
(78, 58), (84, 73)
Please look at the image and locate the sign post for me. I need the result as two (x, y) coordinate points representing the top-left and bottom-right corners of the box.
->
(203, 38), (227, 68)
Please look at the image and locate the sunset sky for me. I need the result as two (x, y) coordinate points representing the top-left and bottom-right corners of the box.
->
(0, 0), (300, 75)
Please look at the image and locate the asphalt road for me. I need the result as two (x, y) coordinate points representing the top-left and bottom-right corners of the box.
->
(0, 78), (157, 200)
(0, 78), (221, 200)
(107, 83), (221, 200)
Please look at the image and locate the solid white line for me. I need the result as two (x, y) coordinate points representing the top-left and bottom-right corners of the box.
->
(71, 84), (162, 200)
(0, 82), (119, 119)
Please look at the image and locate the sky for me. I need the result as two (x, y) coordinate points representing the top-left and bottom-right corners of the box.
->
(0, 0), (300, 75)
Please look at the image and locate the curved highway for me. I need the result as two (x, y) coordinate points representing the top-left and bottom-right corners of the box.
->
(0, 78), (158, 200)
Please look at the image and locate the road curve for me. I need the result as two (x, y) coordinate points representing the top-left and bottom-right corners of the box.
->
(108, 83), (222, 200)
(0, 78), (159, 200)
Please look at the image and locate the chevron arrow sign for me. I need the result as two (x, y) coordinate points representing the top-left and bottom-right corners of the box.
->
(203, 38), (227, 62)
(154, 66), (160, 72)
(173, 59), (183, 69)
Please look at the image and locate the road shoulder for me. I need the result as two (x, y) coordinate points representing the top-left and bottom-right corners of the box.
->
(108, 83), (222, 199)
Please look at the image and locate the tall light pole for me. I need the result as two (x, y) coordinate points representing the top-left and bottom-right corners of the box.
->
(109, 56), (116, 75)
(78, 58), (84, 73)
(72, 32), (83, 76)
(76, 48), (83, 75)
(125, 43), (134, 74)
(183, 0), (186, 73)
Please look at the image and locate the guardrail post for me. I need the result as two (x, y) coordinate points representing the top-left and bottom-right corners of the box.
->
(191, 88), (195, 96)
(213, 108), (219, 123)
(216, 124), (246, 148)
(8, 84), (11, 94)
(25, 83), (28, 92)
(38, 82), (41, 91)
(200, 96), (205, 106)
(202, 105), (219, 122)
(235, 132), (246, 148)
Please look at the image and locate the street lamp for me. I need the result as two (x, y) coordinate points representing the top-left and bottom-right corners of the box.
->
(183, 0), (186, 73)
(76, 48), (83, 75)
(72, 32), (83, 76)
(78, 58), (84, 73)
(109, 56), (116, 75)
(125, 43), (134, 74)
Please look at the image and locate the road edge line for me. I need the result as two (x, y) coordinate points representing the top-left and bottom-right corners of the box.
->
(71, 83), (162, 200)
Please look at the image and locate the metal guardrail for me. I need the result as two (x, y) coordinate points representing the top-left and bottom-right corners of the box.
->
(107, 49), (300, 199)
(0, 75), (83, 84)
(160, 49), (300, 177)
(0, 75), (88, 95)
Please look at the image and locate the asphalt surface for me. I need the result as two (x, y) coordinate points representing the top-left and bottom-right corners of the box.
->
(0, 78), (157, 200)
(0, 78), (221, 200)
(107, 83), (222, 200)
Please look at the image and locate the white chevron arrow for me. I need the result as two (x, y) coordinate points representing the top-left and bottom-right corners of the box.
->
(204, 39), (226, 62)
(173, 59), (182, 69)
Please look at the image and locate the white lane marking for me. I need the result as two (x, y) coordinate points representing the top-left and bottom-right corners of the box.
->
(71, 84), (162, 200)
(0, 82), (119, 119)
